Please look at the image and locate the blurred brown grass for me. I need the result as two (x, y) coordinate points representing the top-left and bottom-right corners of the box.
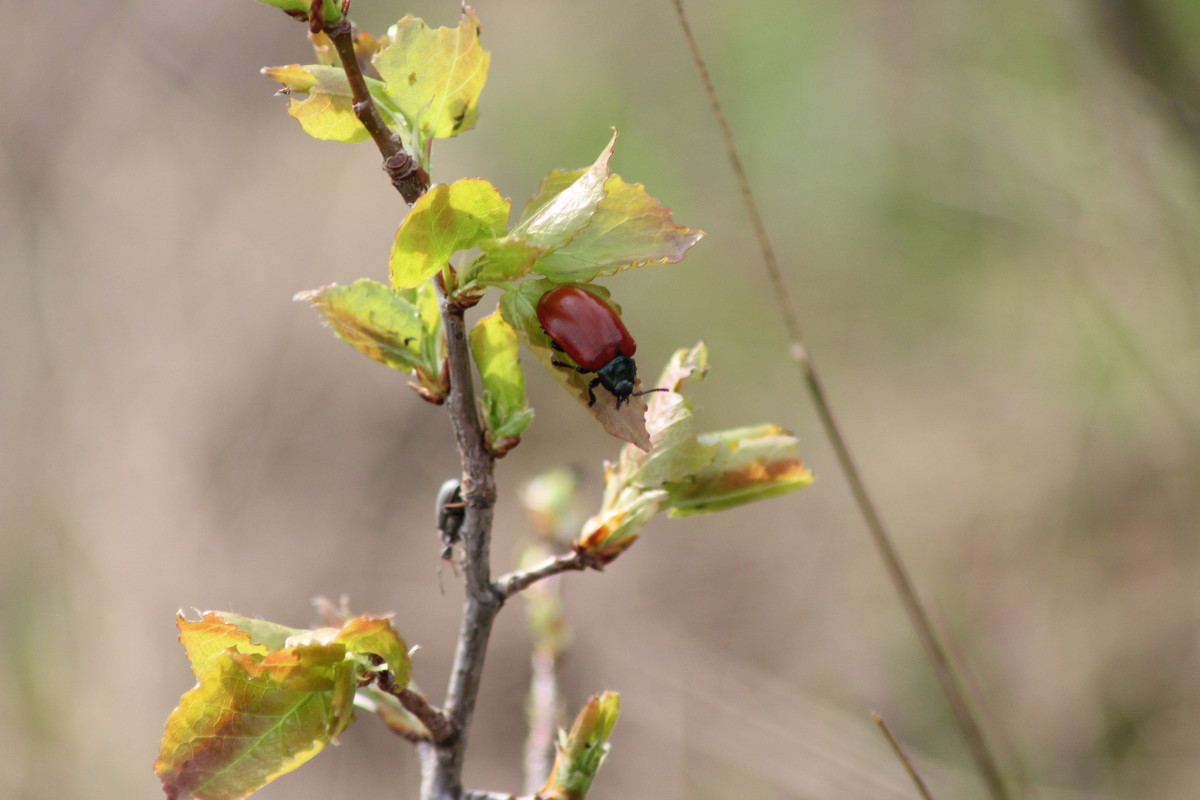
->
(3, 1), (1199, 798)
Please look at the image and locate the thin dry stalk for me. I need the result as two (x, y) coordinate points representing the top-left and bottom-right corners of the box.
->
(667, 2), (1011, 798)
(872, 712), (936, 800)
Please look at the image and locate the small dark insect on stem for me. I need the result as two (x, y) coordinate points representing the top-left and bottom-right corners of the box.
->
(436, 478), (466, 561)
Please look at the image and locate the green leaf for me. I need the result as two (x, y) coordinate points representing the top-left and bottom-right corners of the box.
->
(296, 279), (445, 400)
(295, 279), (428, 372)
(469, 311), (534, 446)
(540, 692), (621, 800)
(510, 132), (616, 253)
(373, 7), (490, 141)
(403, 279), (445, 363)
(389, 178), (510, 290)
(400, 279), (449, 401)
(501, 131), (703, 283)
(156, 651), (350, 800)
(465, 237), (546, 286)
(665, 424), (815, 516)
(500, 281), (654, 451)
(497, 278), (546, 335)
(254, 0), (344, 27)
(533, 174), (704, 280)
(262, 65), (403, 143)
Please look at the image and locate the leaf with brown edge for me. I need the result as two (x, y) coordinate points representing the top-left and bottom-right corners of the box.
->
(156, 620), (355, 800)
(575, 489), (667, 564)
(664, 424), (814, 516)
(569, 347), (812, 563)
(175, 612), (272, 676)
(500, 131), (703, 284)
(510, 132), (617, 254)
(207, 612), (301, 651)
(533, 174), (704, 281)
(156, 612), (414, 800)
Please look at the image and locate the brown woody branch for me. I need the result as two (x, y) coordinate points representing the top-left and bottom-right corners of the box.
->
(417, 293), (504, 800)
(495, 550), (596, 599)
(323, 19), (429, 203)
(395, 687), (457, 746)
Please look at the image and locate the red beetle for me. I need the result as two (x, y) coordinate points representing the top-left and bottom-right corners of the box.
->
(536, 285), (666, 408)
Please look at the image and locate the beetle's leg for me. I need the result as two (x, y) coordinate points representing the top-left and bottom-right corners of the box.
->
(549, 360), (602, 405)
(552, 359), (590, 375)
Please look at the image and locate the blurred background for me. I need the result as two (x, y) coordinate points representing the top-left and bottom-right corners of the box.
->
(3, 0), (1200, 797)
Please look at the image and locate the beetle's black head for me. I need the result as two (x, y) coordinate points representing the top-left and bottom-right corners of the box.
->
(596, 355), (638, 407)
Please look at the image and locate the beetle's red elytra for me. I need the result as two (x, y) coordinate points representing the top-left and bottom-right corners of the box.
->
(536, 284), (666, 408)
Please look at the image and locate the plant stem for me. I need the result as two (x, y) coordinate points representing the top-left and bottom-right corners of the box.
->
(496, 550), (593, 598)
(319, 14), (499, 795)
(395, 687), (456, 745)
(326, 20), (429, 203)
(668, 3), (1010, 799)
(419, 293), (504, 800)
(873, 712), (937, 800)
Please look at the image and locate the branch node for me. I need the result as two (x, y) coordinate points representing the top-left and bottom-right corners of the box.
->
(383, 152), (431, 202)
(395, 687), (458, 746)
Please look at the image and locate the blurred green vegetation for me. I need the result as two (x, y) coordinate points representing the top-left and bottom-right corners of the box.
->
(2, 1), (1199, 798)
